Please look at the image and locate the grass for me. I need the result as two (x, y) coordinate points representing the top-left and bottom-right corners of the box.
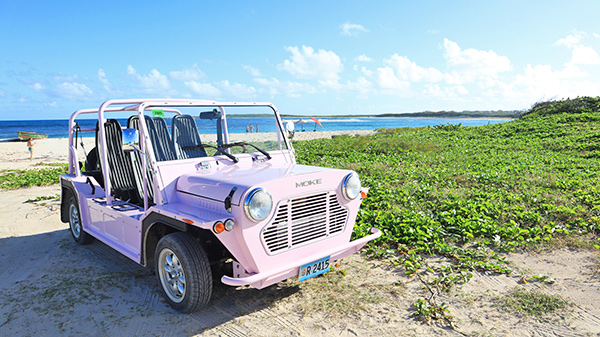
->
(294, 96), (600, 325)
(498, 287), (570, 316)
(25, 194), (60, 203)
(0, 163), (67, 190)
(296, 97), (600, 256)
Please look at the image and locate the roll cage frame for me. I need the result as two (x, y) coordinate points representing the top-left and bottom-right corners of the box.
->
(67, 99), (291, 210)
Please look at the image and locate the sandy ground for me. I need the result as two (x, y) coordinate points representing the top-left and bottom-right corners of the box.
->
(1, 131), (600, 336)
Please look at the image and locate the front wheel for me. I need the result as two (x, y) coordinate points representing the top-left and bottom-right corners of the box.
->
(155, 232), (212, 313)
(68, 196), (92, 244)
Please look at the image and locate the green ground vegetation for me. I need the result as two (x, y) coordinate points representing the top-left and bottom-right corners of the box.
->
(498, 287), (570, 316)
(295, 96), (600, 325)
(0, 163), (67, 189)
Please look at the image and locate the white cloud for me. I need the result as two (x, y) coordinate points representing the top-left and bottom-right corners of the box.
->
(278, 45), (343, 81)
(355, 55), (373, 62)
(169, 64), (205, 81)
(127, 65), (174, 95)
(509, 63), (600, 102)
(443, 39), (511, 83)
(361, 66), (373, 77)
(556, 32), (584, 48)
(55, 82), (93, 99)
(254, 77), (318, 98)
(376, 67), (410, 91)
(184, 80), (257, 100)
(53, 74), (82, 82)
(243, 65), (263, 77)
(385, 54), (443, 82)
(423, 84), (468, 98)
(98, 68), (111, 92)
(217, 80), (257, 100)
(340, 22), (368, 36)
(30, 83), (45, 91)
(185, 81), (221, 97)
(571, 45), (600, 65)
(346, 77), (373, 98)
(556, 32), (600, 65)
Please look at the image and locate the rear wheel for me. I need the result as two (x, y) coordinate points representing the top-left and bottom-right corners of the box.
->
(155, 232), (212, 313)
(68, 196), (92, 244)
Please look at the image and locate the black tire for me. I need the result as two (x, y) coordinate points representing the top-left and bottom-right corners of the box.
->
(68, 196), (93, 244)
(155, 232), (212, 313)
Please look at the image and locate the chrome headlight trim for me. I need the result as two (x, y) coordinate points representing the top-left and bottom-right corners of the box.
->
(342, 173), (361, 200)
(244, 188), (273, 222)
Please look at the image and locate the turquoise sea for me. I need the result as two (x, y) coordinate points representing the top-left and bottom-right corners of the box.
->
(0, 117), (512, 140)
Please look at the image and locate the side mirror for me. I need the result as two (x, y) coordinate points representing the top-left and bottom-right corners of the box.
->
(122, 128), (139, 149)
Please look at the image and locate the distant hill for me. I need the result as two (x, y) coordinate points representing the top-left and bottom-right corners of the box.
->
(520, 96), (600, 119)
(216, 110), (526, 119)
(281, 110), (519, 119)
(375, 110), (519, 118)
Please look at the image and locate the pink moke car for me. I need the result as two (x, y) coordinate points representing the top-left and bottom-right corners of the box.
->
(60, 99), (381, 313)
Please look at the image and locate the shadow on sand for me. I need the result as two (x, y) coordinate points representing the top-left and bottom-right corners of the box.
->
(0, 229), (300, 335)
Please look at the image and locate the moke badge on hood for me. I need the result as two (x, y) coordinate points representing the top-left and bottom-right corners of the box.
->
(296, 178), (322, 188)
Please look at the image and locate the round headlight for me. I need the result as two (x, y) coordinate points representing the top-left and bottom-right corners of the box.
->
(342, 173), (361, 200)
(244, 188), (273, 222)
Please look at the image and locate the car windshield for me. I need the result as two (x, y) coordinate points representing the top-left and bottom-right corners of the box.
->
(141, 105), (289, 162)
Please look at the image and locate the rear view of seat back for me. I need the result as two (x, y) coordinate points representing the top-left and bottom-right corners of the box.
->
(99, 119), (140, 204)
(172, 114), (208, 159)
(145, 117), (177, 162)
(127, 116), (154, 204)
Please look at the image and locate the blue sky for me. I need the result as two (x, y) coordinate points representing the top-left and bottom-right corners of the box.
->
(1, 1), (600, 120)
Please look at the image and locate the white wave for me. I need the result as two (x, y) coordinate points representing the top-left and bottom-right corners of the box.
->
(317, 118), (362, 123)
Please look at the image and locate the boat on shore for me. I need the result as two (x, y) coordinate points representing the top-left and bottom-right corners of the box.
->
(17, 131), (48, 141)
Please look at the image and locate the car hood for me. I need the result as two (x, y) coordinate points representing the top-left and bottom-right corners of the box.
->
(176, 163), (335, 206)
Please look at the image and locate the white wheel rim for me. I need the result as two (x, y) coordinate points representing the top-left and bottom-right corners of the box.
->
(69, 204), (81, 239)
(158, 248), (186, 303)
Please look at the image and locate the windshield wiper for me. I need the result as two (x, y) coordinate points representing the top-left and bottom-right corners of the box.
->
(182, 144), (238, 163)
(219, 142), (272, 160)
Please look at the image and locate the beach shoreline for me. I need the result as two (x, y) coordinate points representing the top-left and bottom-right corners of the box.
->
(0, 130), (375, 171)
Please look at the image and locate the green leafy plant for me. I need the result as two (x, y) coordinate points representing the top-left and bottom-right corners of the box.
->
(413, 298), (455, 327)
(25, 194), (61, 203)
(294, 96), (600, 329)
(0, 164), (67, 189)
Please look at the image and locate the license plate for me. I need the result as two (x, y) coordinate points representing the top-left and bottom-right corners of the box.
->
(299, 256), (330, 282)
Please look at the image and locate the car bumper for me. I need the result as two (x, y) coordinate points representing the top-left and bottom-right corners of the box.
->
(221, 227), (381, 289)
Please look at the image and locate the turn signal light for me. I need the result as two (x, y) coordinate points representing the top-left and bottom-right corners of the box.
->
(360, 191), (368, 199)
(213, 221), (225, 234)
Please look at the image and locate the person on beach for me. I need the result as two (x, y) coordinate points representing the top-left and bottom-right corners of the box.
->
(246, 125), (249, 133)
(256, 124), (259, 132)
(27, 138), (35, 162)
(249, 124), (254, 133)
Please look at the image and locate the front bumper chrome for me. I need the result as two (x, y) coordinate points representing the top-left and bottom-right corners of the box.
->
(221, 227), (382, 289)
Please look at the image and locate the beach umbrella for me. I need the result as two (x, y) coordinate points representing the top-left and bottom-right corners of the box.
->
(309, 117), (323, 128)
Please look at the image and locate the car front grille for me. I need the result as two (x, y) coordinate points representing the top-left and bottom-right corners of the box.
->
(261, 191), (348, 254)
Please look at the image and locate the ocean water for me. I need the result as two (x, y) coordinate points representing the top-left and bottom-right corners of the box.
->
(0, 117), (512, 140)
